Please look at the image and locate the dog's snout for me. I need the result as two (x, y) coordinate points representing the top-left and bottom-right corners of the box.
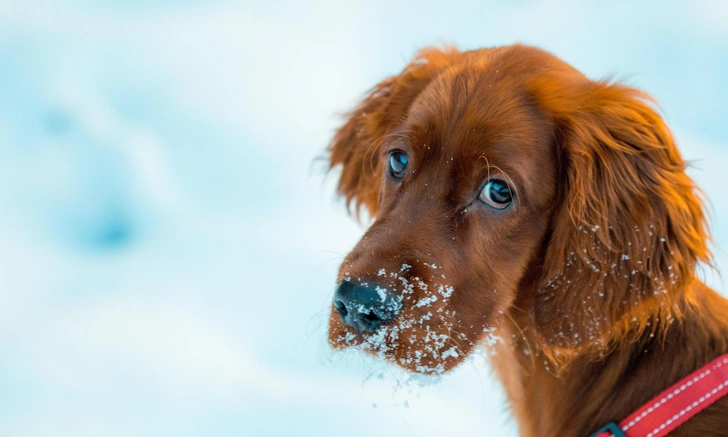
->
(333, 281), (400, 333)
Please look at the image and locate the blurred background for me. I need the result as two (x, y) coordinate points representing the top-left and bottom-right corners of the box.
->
(0, 0), (726, 435)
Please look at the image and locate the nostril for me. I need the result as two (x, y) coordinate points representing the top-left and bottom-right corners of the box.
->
(334, 299), (348, 317)
(362, 311), (381, 324)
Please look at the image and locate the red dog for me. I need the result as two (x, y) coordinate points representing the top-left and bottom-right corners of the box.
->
(326, 45), (728, 436)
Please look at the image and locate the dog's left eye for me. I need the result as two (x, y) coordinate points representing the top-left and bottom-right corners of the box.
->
(479, 180), (512, 209)
(388, 151), (408, 178)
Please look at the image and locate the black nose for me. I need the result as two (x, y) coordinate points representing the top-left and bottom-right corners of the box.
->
(333, 281), (401, 333)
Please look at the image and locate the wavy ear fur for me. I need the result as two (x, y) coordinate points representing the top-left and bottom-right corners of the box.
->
(328, 47), (459, 217)
(533, 82), (712, 363)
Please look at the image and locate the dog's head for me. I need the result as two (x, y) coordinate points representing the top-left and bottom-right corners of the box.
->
(326, 45), (710, 374)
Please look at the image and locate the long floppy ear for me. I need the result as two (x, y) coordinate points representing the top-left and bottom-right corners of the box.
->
(328, 47), (459, 217)
(533, 82), (711, 363)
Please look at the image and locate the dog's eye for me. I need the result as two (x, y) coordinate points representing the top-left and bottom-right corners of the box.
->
(388, 151), (408, 178)
(479, 180), (512, 209)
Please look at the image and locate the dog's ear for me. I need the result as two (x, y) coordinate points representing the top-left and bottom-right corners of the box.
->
(533, 82), (711, 363)
(328, 47), (459, 217)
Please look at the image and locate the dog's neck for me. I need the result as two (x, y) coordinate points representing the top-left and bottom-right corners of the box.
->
(491, 279), (728, 437)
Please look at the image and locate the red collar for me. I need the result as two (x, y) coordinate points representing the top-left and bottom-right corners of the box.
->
(590, 352), (728, 437)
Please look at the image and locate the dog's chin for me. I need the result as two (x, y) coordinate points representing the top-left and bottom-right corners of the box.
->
(328, 311), (469, 375)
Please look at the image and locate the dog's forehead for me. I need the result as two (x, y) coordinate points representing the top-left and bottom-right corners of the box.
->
(405, 66), (554, 199)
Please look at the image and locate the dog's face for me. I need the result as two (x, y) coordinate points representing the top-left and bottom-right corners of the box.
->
(328, 61), (557, 374)
(327, 45), (709, 374)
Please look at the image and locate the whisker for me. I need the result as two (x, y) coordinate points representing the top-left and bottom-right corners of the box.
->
(503, 310), (537, 370)
(318, 249), (347, 258)
(316, 256), (346, 275)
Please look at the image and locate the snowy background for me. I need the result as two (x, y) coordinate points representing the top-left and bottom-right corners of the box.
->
(0, 1), (726, 435)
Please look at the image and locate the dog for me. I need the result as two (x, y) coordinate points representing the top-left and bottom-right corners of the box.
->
(325, 44), (728, 436)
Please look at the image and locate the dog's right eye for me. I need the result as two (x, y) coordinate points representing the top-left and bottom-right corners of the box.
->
(388, 151), (408, 178)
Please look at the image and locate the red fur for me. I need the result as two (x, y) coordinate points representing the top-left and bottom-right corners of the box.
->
(327, 44), (728, 436)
